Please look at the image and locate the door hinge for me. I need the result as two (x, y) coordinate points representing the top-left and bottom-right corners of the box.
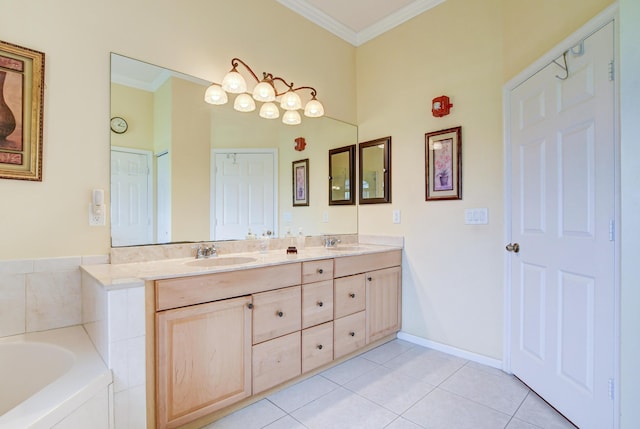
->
(608, 378), (615, 400)
(609, 220), (615, 241)
(608, 60), (615, 81)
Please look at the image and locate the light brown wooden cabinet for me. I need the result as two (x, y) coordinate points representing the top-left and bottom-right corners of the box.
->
(153, 250), (401, 429)
(156, 295), (252, 429)
(366, 265), (402, 343)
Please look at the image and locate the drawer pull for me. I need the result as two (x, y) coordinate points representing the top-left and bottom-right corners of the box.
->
(317, 268), (324, 274)
(277, 311), (284, 317)
(317, 301), (324, 307)
(247, 303), (254, 309)
(349, 293), (356, 298)
(317, 344), (323, 350)
(349, 332), (355, 337)
(367, 276), (372, 281)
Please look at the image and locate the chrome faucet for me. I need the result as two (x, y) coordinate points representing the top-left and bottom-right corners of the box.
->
(195, 243), (217, 259)
(323, 236), (341, 248)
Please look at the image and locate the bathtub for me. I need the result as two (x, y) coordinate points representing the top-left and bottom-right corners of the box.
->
(0, 326), (112, 429)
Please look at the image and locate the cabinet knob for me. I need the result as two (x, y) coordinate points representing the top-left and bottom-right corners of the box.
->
(349, 332), (355, 337)
(349, 293), (356, 298)
(367, 276), (372, 282)
(317, 268), (324, 274)
(247, 303), (253, 309)
(317, 301), (324, 307)
(277, 311), (284, 317)
(317, 344), (323, 350)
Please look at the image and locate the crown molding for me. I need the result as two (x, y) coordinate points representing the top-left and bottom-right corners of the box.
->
(277, 0), (446, 46)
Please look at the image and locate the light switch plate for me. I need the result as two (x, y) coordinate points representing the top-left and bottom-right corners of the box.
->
(464, 208), (488, 225)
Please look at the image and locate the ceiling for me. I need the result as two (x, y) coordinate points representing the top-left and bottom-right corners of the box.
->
(276, 0), (446, 46)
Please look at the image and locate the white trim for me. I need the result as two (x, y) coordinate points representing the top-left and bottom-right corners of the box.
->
(397, 331), (503, 370)
(357, 0), (446, 46)
(502, 3), (620, 427)
(276, 0), (445, 46)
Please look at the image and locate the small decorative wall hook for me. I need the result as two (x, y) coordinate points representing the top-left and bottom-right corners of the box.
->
(294, 137), (306, 151)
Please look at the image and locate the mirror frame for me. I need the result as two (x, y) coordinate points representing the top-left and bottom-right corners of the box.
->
(358, 136), (391, 204)
(328, 145), (356, 206)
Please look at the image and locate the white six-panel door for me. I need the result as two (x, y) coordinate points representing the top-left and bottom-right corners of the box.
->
(508, 22), (615, 429)
(110, 147), (153, 246)
(212, 150), (277, 241)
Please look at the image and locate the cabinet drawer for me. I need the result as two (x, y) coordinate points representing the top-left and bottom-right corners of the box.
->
(253, 285), (301, 344)
(333, 250), (401, 278)
(302, 259), (334, 284)
(302, 280), (334, 329)
(155, 263), (301, 311)
(334, 311), (366, 359)
(302, 322), (333, 373)
(252, 331), (301, 394)
(334, 274), (365, 319)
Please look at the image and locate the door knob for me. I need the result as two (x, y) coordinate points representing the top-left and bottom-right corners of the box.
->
(505, 243), (520, 253)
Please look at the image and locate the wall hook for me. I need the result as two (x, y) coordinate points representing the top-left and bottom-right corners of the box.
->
(553, 51), (569, 80)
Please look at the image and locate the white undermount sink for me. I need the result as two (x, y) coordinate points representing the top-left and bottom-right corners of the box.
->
(184, 256), (257, 267)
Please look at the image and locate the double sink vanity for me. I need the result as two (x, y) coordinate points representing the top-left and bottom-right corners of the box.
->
(83, 236), (402, 429)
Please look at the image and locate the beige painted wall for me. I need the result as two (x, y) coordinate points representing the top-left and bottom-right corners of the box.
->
(110, 84), (154, 152)
(356, 0), (613, 360)
(0, 0), (356, 259)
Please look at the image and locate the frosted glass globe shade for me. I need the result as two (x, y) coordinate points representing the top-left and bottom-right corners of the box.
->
(280, 90), (302, 110)
(282, 110), (302, 125)
(222, 71), (247, 94)
(252, 81), (276, 102)
(304, 98), (324, 117)
(259, 102), (280, 119)
(204, 84), (228, 105)
(234, 93), (256, 112)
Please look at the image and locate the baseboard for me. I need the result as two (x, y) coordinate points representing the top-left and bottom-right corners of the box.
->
(397, 331), (503, 370)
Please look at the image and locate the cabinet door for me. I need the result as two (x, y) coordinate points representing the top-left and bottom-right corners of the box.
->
(302, 280), (333, 329)
(334, 274), (365, 319)
(366, 266), (402, 343)
(252, 331), (301, 394)
(156, 296), (252, 429)
(253, 285), (301, 344)
(302, 321), (333, 373)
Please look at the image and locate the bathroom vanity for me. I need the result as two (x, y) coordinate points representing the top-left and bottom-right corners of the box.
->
(81, 240), (402, 429)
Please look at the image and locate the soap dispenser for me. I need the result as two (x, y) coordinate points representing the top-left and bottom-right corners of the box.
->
(297, 227), (305, 250)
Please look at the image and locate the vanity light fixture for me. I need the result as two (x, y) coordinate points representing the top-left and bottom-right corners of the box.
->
(204, 57), (324, 125)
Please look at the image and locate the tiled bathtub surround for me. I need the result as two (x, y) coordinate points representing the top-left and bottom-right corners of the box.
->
(0, 255), (107, 338)
(82, 271), (146, 429)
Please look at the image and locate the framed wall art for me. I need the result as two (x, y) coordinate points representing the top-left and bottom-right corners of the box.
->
(425, 126), (461, 201)
(292, 158), (309, 206)
(0, 40), (45, 181)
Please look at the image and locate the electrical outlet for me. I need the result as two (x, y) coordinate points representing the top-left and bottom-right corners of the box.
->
(393, 209), (401, 224)
(322, 211), (329, 223)
(89, 203), (106, 226)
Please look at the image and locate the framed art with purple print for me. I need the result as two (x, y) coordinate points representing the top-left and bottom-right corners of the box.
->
(425, 126), (461, 201)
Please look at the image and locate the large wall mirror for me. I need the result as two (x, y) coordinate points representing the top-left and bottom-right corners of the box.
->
(359, 136), (391, 204)
(328, 145), (355, 206)
(110, 53), (358, 247)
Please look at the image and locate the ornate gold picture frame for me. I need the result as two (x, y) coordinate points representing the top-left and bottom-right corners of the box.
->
(0, 40), (45, 181)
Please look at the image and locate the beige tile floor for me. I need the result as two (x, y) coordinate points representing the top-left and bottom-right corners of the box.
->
(204, 339), (577, 429)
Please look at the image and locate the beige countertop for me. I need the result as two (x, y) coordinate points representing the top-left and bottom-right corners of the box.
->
(81, 244), (402, 290)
